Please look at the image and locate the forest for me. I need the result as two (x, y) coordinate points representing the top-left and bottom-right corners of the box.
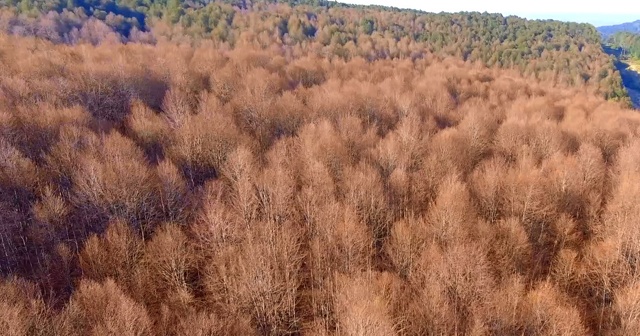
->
(0, 0), (632, 102)
(2, 1), (640, 336)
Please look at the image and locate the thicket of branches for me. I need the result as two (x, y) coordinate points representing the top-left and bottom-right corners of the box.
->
(1, 31), (640, 335)
(0, 0), (631, 103)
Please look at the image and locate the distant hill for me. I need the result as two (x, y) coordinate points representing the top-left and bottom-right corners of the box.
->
(0, 0), (630, 101)
(598, 20), (640, 37)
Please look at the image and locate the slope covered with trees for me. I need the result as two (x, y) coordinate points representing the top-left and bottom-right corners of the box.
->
(1, 1), (640, 335)
(1, 29), (640, 335)
(0, 0), (631, 102)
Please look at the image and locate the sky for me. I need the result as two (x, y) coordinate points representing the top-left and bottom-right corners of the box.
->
(339, 0), (640, 26)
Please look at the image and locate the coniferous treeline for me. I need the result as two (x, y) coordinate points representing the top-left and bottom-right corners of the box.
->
(0, 0), (630, 102)
(1, 30), (640, 335)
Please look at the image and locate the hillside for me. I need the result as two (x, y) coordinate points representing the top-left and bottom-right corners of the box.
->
(2, 2), (640, 336)
(3, 31), (640, 335)
(598, 19), (640, 37)
(0, 0), (631, 102)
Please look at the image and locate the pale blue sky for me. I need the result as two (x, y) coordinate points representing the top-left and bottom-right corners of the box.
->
(340, 0), (640, 26)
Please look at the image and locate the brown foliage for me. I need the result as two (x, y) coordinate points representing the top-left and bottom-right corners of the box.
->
(333, 273), (396, 336)
(79, 220), (142, 291)
(167, 110), (243, 186)
(3, 31), (640, 335)
(57, 279), (152, 336)
(70, 131), (159, 236)
(204, 220), (303, 335)
(0, 278), (52, 336)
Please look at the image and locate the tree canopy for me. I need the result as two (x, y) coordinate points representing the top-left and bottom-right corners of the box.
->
(0, 0), (629, 101)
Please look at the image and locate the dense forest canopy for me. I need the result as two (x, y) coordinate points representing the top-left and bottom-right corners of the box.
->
(0, 0), (631, 102)
(1, 31), (640, 335)
(3, 1), (640, 336)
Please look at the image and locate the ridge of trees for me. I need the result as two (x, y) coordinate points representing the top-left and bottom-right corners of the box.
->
(0, 0), (631, 102)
